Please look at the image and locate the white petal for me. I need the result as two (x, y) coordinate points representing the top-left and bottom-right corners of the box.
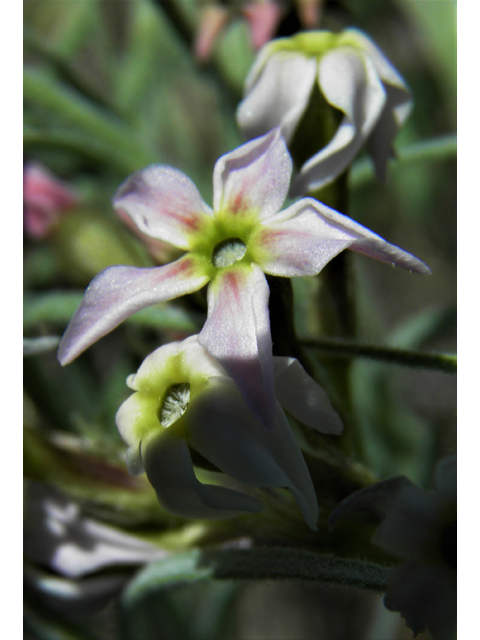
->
(24, 564), (129, 615)
(251, 199), (355, 277)
(367, 82), (412, 181)
(213, 129), (291, 221)
(187, 378), (319, 529)
(113, 165), (213, 250)
(58, 256), (210, 365)
(198, 264), (276, 430)
(254, 198), (431, 275)
(273, 357), (343, 434)
(345, 29), (411, 92)
(237, 52), (317, 144)
(291, 47), (386, 195)
(24, 483), (166, 579)
(142, 427), (264, 519)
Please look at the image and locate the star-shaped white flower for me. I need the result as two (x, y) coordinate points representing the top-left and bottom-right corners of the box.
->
(116, 335), (344, 529)
(58, 129), (429, 429)
(237, 29), (412, 194)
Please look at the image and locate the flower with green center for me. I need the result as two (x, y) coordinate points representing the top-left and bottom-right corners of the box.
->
(58, 129), (429, 429)
(237, 29), (412, 194)
(116, 335), (343, 528)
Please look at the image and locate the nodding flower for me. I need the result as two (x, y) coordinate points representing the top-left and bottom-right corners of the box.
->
(237, 29), (412, 194)
(115, 335), (344, 529)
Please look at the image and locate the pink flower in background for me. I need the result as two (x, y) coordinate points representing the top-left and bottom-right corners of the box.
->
(58, 129), (430, 430)
(194, 1), (284, 61)
(24, 163), (78, 239)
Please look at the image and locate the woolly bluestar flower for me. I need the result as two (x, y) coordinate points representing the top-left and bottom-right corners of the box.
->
(330, 456), (456, 640)
(58, 129), (429, 429)
(115, 335), (343, 530)
(237, 29), (412, 194)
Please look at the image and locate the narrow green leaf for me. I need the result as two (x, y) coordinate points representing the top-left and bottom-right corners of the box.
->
(24, 126), (138, 174)
(350, 134), (457, 188)
(123, 548), (392, 610)
(24, 291), (201, 334)
(24, 68), (156, 172)
(24, 336), (61, 357)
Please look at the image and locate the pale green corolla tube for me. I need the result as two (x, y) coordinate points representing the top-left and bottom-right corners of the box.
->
(116, 335), (344, 530)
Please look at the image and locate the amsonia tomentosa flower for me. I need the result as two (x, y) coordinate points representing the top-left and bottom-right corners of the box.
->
(115, 335), (343, 529)
(58, 128), (429, 429)
(237, 29), (412, 194)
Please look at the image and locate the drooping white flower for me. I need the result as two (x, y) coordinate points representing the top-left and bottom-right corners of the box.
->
(237, 29), (412, 194)
(115, 335), (344, 530)
(58, 129), (429, 430)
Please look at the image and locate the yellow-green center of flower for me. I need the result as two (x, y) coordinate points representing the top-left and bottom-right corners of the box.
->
(212, 238), (247, 268)
(159, 383), (191, 428)
(267, 30), (364, 60)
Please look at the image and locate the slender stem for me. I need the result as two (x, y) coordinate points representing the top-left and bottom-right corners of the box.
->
(302, 337), (457, 373)
(123, 548), (392, 605)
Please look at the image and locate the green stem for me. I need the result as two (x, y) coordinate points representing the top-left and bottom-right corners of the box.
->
(302, 337), (457, 373)
(265, 275), (315, 377)
(123, 548), (392, 607)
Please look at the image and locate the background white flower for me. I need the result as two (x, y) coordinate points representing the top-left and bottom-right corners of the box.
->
(237, 29), (412, 194)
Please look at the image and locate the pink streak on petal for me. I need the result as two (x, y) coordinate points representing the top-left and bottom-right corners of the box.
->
(213, 128), (292, 222)
(242, 1), (283, 50)
(198, 264), (276, 430)
(255, 198), (431, 276)
(58, 256), (209, 365)
(113, 165), (213, 251)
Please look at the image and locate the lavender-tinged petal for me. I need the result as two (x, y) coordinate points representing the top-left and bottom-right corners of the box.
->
(198, 264), (276, 430)
(187, 377), (319, 530)
(273, 357), (343, 434)
(213, 129), (292, 221)
(58, 256), (209, 365)
(252, 199), (355, 277)
(254, 198), (431, 275)
(142, 427), (264, 519)
(113, 165), (213, 250)
(291, 48), (386, 195)
(237, 52), (317, 144)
